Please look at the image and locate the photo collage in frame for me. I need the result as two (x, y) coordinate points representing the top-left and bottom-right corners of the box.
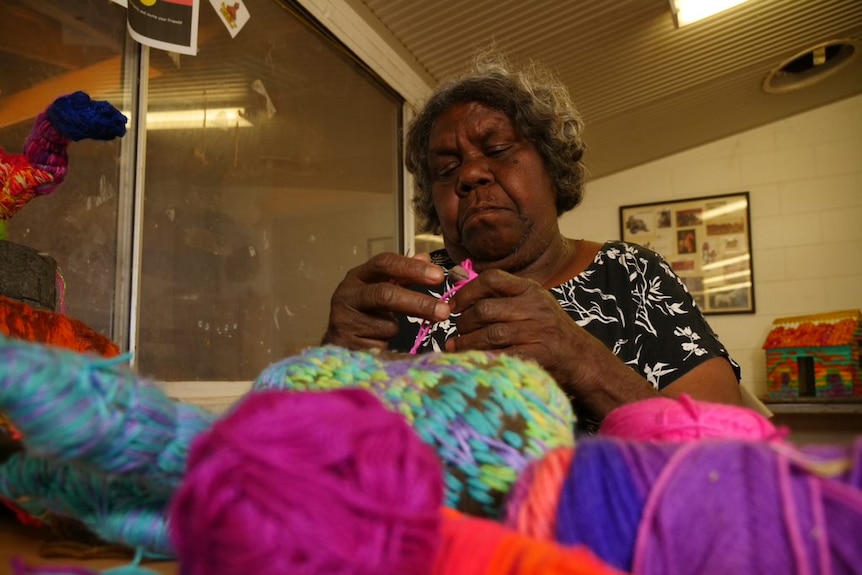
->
(619, 192), (755, 314)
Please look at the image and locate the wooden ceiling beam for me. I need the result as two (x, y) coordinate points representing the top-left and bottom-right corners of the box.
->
(0, 57), (163, 130)
(0, 5), (82, 70)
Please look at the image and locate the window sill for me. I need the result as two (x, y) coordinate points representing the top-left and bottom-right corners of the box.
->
(761, 397), (862, 415)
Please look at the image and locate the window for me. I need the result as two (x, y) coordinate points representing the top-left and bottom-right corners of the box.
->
(1, 1), (404, 382)
(0, 0), (131, 336)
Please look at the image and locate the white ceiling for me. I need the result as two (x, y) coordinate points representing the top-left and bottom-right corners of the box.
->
(351, 0), (862, 178)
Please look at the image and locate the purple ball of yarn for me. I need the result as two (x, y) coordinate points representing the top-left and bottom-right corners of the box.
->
(170, 388), (444, 575)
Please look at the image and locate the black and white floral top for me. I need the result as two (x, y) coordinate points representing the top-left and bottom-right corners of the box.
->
(390, 241), (741, 431)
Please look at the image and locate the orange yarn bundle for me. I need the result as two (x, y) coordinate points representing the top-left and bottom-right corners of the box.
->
(435, 508), (623, 575)
(503, 447), (575, 540)
(0, 295), (119, 357)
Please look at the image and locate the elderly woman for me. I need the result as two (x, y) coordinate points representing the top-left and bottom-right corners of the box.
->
(323, 55), (741, 432)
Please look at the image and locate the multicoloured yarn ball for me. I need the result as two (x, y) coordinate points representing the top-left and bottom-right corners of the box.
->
(171, 388), (444, 575)
(253, 345), (576, 518)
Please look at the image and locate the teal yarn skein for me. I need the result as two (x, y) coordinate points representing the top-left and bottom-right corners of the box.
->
(0, 334), (215, 493)
(253, 345), (576, 518)
(0, 333), (215, 556)
(1, 452), (172, 556)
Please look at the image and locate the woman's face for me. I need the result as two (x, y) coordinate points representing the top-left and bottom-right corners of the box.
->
(428, 102), (559, 272)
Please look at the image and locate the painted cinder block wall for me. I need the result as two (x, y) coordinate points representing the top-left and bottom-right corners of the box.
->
(559, 93), (862, 399)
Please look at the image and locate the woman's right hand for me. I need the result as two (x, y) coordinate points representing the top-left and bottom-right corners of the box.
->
(322, 252), (451, 350)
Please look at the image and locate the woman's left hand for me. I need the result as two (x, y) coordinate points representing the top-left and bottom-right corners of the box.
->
(445, 268), (623, 399)
(446, 268), (742, 417)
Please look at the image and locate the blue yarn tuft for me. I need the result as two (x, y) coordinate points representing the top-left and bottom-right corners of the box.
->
(46, 91), (127, 142)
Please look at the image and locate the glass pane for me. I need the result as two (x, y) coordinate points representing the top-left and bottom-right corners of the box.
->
(136, 1), (402, 381)
(0, 0), (130, 336)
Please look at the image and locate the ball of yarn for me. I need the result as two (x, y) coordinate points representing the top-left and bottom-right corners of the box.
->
(438, 508), (623, 575)
(253, 345), (576, 518)
(600, 393), (786, 442)
(170, 388), (444, 575)
(503, 447), (575, 541)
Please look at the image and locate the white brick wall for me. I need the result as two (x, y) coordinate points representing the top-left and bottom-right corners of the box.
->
(560, 94), (862, 398)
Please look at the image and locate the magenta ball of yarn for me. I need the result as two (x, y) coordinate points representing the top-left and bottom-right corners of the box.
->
(600, 393), (787, 442)
(169, 388), (444, 575)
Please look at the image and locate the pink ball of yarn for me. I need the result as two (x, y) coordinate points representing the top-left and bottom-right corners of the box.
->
(600, 393), (787, 442)
(170, 388), (444, 575)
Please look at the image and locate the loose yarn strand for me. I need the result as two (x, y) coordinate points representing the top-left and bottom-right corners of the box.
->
(55, 266), (67, 315)
(410, 259), (477, 354)
(630, 442), (698, 572)
(777, 450), (812, 575)
(807, 477), (831, 575)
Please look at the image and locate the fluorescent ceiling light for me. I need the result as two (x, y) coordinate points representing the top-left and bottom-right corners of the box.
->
(123, 108), (253, 130)
(669, 0), (749, 27)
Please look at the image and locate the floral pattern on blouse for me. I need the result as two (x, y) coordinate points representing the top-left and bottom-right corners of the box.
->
(390, 240), (740, 397)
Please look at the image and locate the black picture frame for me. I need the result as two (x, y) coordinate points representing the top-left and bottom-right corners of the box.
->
(620, 191), (755, 315)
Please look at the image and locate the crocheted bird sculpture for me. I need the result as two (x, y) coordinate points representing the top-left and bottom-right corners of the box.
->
(0, 91), (127, 240)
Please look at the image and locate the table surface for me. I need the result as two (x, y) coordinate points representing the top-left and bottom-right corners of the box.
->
(0, 512), (178, 574)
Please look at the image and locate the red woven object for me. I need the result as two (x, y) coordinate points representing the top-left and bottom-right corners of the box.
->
(0, 295), (119, 357)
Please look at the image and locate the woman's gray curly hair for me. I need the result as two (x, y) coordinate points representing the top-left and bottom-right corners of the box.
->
(405, 53), (587, 234)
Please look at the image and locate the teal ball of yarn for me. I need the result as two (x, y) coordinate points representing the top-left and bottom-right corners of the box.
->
(253, 345), (576, 518)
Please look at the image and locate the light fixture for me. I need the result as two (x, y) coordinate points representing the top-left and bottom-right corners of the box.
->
(763, 39), (860, 94)
(668, 0), (749, 27)
(123, 108), (253, 130)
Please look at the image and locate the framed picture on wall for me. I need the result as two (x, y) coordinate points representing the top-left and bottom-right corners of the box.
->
(619, 191), (755, 315)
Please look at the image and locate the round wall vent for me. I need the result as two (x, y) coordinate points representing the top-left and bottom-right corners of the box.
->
(763, 38), (860, 94)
